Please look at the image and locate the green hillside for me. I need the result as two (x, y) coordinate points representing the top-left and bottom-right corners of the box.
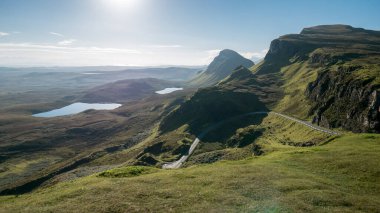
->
(1, 134), (379, 212)
(81, 78), (181, 103)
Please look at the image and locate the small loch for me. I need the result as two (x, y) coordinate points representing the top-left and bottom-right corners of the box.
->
(155, 88), (183, 95)
(32, 102), (122, 118)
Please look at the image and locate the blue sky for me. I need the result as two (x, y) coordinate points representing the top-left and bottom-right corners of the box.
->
(0, 0), (379, 66)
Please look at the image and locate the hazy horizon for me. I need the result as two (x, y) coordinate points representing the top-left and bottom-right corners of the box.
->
(0, 64), (208, 69)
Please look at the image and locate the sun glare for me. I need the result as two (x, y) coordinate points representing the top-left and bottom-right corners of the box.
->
(102, 0), (140, 11)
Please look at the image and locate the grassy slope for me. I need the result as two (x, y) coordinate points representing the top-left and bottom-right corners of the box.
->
(185, 113), (330, 166)
(250, 58), (322, 120)
(124, 107), (330, 167)
(1, 134), (379, 212)
(271, 61), (318, 119)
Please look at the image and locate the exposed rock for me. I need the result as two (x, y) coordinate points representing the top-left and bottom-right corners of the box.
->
(135, 154), (159, 166)
(255, 24), (380, 133)
(306, 68), (380, 133)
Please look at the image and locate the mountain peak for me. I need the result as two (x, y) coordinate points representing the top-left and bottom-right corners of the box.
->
(205, 49), (254, 76)
(219, 49), (240, 56)
(188, 49), (254, 87)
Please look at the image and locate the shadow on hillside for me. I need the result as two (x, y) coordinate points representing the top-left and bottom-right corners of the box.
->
(199, 113), (267, 143)
(159, 88), (269, 138)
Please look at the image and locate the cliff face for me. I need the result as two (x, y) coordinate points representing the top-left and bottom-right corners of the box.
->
(306, 66), (380, 133)
(252, 25), (380, 133)
(258, 25), (380, 73)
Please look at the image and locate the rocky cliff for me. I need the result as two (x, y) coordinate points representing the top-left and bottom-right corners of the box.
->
(306, 66), (380, 133)
(253, 25), (380, 133)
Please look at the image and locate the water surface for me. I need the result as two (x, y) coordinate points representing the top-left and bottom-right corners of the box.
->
(155, 87), (183, 94)
(33, 102), (121, 117)
(82, 72), (104, 75)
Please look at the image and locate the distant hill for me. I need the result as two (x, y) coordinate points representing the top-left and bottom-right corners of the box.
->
(80, 78), (181, 103)
(188, 49), (254, 87)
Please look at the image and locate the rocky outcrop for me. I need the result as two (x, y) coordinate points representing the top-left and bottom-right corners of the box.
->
(309, 52), (338, 66)
(253, 24), (380, 133)
(306, 67), (380, 133)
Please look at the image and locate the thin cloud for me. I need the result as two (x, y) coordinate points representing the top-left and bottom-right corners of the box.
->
(203, 49), (269, 64)
(0, 42), (211, 67)
(58, 39), (76, 46)
(239, 49), (269, 60)
(207, 49), (221, 57)
(49, 32), (64, 37)
(201, 49), (221, 64)
(147, 44), (183, 48)
(0, 32), (10, 37)
(0, 43), (141, 54)
(0, 42), (143, 66)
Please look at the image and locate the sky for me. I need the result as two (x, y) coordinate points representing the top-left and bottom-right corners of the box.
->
(0, 0), (379, 67)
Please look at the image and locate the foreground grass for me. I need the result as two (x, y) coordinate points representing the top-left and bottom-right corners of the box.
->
(1, 134), (379, 212)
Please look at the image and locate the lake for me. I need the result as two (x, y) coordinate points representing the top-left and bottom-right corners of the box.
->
(155, 87), (183, 94)
(81, 72), (104, 75)
(32, 102), (122, 118)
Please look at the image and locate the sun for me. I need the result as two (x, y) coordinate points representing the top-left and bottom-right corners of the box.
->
(102, 0), (140, 11)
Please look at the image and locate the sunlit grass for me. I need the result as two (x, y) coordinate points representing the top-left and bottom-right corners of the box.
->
(1, 133), (379, 212)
